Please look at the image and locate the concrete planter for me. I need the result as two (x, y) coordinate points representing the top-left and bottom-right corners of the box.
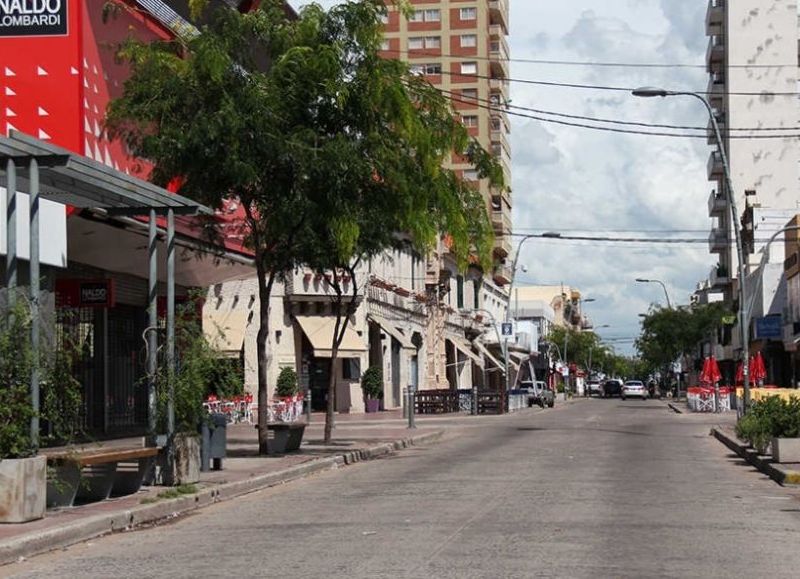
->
(0, 456), (46, 523)
(772, 437), (800, 463)
(157, 434), (200, 486)
(365, 399), (381, 413)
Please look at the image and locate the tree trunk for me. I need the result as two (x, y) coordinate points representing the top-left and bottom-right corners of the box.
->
(324, 338), (338, 444)
(256, 260), (276, 455)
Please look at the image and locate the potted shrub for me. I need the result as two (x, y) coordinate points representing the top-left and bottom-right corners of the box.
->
(0, 302), (46, 523)
(361, 366), (383, 413)
(276, 367), (299, 399)
(157, 301), (229, 485)
(269, 367), (305, 453)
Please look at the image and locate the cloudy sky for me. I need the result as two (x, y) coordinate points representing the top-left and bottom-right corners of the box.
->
(291, 1), (713, 354)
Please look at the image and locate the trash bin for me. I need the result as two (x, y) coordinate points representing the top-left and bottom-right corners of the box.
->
(201, 413), (227, 471)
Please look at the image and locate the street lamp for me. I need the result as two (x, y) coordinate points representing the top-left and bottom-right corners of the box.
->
(633, 86), (752, 411)
(505, 232), (559, 392)
(635, 278), (672, 309)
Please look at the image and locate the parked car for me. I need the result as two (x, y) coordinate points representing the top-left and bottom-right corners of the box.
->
(521, 380), (555, 408)
(621, 380), (648, 400)
(602, 379), (623, 398)
(586, 380), (602, 397)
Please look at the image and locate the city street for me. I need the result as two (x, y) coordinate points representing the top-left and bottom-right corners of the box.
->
(5, 399), (800, 578)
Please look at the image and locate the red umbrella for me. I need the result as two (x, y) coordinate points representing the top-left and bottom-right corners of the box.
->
(752, 351), (767, 385)
(735, 361), (744, 385)
(708, 356), (722, 384)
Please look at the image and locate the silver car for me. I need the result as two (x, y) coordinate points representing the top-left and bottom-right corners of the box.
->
(621, 380), (648, 400)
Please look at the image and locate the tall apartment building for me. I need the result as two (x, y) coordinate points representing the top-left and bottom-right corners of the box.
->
(699, 0), (800, 377)
(380, 0), (513, 285)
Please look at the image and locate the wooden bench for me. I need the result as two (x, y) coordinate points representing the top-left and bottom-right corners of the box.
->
(43, 446), (160, 508)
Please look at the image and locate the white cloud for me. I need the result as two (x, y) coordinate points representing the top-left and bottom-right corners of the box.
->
(290, 1), (716, 354)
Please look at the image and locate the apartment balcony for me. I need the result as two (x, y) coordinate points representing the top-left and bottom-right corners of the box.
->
(707, 72), (725, 108)
(706, 34), (725, 67)
(489, 24), (504, 40)
(489, 77), (509, 96)
(489, 0), (509, 34)
(490, 115), (510, 144)
(285, 268), (364, 301)
(493, 234), (512, 259)
(707, 113), (725, 145)
(708, 189), (726, 216)
(492, 207), (512, 236)
(493, 262), (512, 286)
(489, 37), (510, 80)
(709, 264), (731, 288)
(706, 0), (725, 35)
(707, 150), (723, 180)
(708, 227), (728, 254)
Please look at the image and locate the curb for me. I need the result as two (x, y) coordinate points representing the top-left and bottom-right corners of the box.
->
(711, 427), (800, 486)
(0, 430), (443, 566)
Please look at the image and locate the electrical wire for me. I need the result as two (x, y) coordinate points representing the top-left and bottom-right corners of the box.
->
(413, 66), (800, 98)
(448, 94), (800, 139)
(436, 87), (800, 133)
(382, 48), (800, 70)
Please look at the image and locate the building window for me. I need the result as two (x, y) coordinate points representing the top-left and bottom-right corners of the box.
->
(425, 36), (441, 48)
(491, 117), (502, 131)
(461, 115), (478, 128)
(342, 358), (361, 380)
(412, 9), (440, 22)
(459, 7), (477, 20)
(473, 280), (480, 309)
(408, 37), (424, 49)
(457, 276), (464, 309)
(463, 169), (479, 181)
(410, 63), (441, 76)
(380, 13), (389, 24)
(425, 9), (441, 22)
(461, 88), (478, 102)
(461, 62), (478, 75)
(380, 40), (390, 51)
(460, 34), (477, 48)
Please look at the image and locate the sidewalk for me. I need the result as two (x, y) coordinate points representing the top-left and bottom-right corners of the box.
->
(0, 414), (446, 566)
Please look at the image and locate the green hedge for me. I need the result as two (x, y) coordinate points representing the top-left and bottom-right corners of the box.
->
(736, 396), (800, 450)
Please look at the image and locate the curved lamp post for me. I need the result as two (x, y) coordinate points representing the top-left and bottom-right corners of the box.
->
(504, 231), (561, 393)
(635, 278), (672, 309)
(632, 86), (751, 411)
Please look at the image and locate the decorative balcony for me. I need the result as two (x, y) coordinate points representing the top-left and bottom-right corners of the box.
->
(489, 37), (509, 80)
(489, 0), (509, 34)
(706, 34), (724, 67)
(284, 268), (364, 302)
(709, 264), (731, 288)
(706, 0), (725, 36)
(493, 235), (512, 259)
(492, 262), (512, 286)
(708, 228), (728, 254)
(492, 207), (512, 235)
(708, 190), (726, 216)
(707, 72), (725, 108)
(708, 150), (723, 180)
(707, 113), (725, 145)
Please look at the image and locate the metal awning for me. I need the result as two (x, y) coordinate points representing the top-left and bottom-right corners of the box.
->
(475, 341), (506, 374)
(295, 315), (367, 358)
(1, 130), (214, 449)
(450, 338), (484, 368)
(368, 314), (415, 350)
(0, 131), (211, 214)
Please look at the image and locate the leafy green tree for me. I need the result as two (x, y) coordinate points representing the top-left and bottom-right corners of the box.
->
(108, 0), (498, 450)
(635, 303), (728, 384)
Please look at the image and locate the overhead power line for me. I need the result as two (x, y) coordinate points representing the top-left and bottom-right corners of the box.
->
(435, 87), (800, 134)
(383, 48), (799, 70)
(415, 66), (800, 98)
(451, 95), (800, 139)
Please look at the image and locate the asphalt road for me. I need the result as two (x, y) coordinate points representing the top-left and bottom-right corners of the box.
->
(6, 398), (800, 579)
